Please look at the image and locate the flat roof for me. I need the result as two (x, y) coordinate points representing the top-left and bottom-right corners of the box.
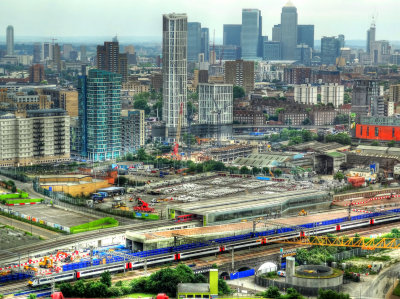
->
(172, 189), (328, 216)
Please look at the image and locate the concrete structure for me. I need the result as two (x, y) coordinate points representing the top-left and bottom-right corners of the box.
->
(272, 24), (281, 42)
(78, 69), (122, 161)
(42, 42), (53, 60)
(371, 40), (391, 64)
(8, 93), (52, 111)
(278, 111), (308, 126)
(283, 67), (311, 84)
(33, 43), (41, 63)
(310, 110), (337, 126)
(121, 109), (145, 154)
(6, 25), (14, 56)
(40, 88), (79, 117)
(294, 84), (317, 105)
(210, 144), (256, 162)
(280, 2), (298, 60)
(177, 270), (218, 299)
(241, 9), (262, 60)
(96, 40), (128, 82)
(224, 60), (254, 93)
(0, 109), (70, 167)
(162, 13), (188, 142)
(80, 45), (87, 62)
(53, 43), (62, 72)
(321, 83), (344, 107)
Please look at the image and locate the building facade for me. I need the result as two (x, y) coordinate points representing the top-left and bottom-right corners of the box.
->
(320, 83), (344, 108)
(121, 109), (145, 154)
(280, 2), (298, 60)
(355, 116), (400, 141)
(188, 22), (202, 62)
(201, 28), (209, 62)
(241, 9), (262, 60)
(162, 13), (188, 142)
(297, 25), (314, 49)
(263, 42), (281, 60)
(233, 110), (265, 125)
(0, 109), (70, 167)
(283, 67), (311, 84)
(389, 84), (400, 103)
(321, 36), (340, 65)
(351, 80), (380, 121)
(78, 69), (122, 161)
(6, 25), (14, 56)
(96, 40), (128, 82)
(294, 84), (317, 105)
(29, 64), (45, 83)
(223, 24), (242, 48)
(40, 88), (79, 117)
(224, 60), (254, 93)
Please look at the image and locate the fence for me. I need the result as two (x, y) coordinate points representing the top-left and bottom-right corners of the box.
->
(255, 275), (343, 297)
(230, 269), (255, 280)
(0, 168), (32, 182)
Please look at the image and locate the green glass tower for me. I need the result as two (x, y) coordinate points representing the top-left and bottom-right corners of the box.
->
(78, 69), (122, 161)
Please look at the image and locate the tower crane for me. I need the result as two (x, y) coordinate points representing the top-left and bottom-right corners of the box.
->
(211, 96), (232, 147)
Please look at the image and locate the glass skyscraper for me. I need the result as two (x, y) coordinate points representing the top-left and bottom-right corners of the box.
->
(223, 24), (241, 47)
(188, 22), (201, 62)
(78, 69), (122, 161)
(6, 25), (14, 56)
(297, 25), (314, 49)
(280, 2), (298, 60)
(201, 28), (209, 62)
(241, 9), (262, 60)
(321, 36), (341, 65)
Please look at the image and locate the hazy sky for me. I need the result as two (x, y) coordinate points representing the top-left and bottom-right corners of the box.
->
(0, 0), (398, 42)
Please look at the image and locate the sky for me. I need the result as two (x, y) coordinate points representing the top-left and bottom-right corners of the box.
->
(0, 0), (399, 43)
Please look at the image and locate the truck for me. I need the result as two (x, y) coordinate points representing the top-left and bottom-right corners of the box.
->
(91, 192), (107, 202)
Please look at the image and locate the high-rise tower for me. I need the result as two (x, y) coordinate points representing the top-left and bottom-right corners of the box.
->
(6, 25), (14, 56)
(367, 18), (376, 54)
(162, 13), (188, 142)
(280, 2), (298, 60)
(241, 9), (262, 60)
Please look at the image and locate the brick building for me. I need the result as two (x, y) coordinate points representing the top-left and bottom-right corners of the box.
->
(29, 64), (45, 83)
(234, 110), (265, 125)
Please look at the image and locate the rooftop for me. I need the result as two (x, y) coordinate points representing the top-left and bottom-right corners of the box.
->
(178, 283), (210, 294)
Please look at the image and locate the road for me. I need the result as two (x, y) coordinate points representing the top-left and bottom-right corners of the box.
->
(0, 215), (59, 239)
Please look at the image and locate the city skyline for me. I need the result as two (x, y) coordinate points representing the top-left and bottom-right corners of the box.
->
(0, 0), (398, 43)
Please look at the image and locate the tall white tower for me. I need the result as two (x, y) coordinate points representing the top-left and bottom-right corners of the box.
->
(6, 25), (14, 55)
(162, 13), (188, 142)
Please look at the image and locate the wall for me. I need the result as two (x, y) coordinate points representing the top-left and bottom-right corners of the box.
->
(41, 180), (110, 197)
(39, 176), (92, 183)
(355, 124), (400, 141)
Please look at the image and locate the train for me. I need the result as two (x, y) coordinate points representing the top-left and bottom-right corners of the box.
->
(28, 210), (400, 287)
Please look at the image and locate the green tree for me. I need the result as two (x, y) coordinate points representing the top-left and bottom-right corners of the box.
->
(302, 118), (312, 125)
(264, 286), (281, 298)
(134, 98), (151, 115)
(334, 172), (345, 182)
(218, 279), (231, 295)
(233, 86), (245, 98)
(187, 101), (198, 117)
(263, 167), (270, 175)
(371, 140), (380, 146)
(318, 289), (350, 299)
(285, 288), (304, 299)
(388, 140), (396, 147)
(273, 168), (282, 177)
(240, 166), (250, 174)
(317, 94), (322, 102)
(59, 283), (74, 297)
(28, 294), (37, 299)
(11, 185), (17, 193)
(73, 280), (87, 297)
(85, 281), (109, 298)
(136, 148), (148, 161)
(153, 100), (163, 119)
(252, 167), (261, 175)
(344, 93), (351, 104)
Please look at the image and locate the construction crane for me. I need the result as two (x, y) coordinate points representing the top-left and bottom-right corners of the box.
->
(211, 96), (232, 147)
(219, 45), (224, 65)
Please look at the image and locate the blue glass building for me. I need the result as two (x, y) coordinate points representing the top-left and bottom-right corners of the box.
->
(201, 28), (209, 62)
(241, 9), (262, 60)
(188, 22), (202, 62)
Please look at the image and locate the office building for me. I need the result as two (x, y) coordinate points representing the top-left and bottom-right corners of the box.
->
(199, 83), (233, 140)
(63, 44), (73, 60)
(297, 25), (314, 49)
(0, 109), (70, 167)
(241, 9), (262, 60)
(53, 43), (62, 71)
(42, 42), (53, 60)
(224, 59), (254, 93)
(33, 43), (41, 63)
(295, 44), (312, 66)
(338, 34), (345, 48)
(272, 24), (281, 42)
(121, 109), (145, 154)
(80, 45), (87, 63)
(294, 84), (318, 105)
(78, 69), (122, 161)
(188, 22), (202, 62)
(162, 13), (188, 142)
(320, 83), (344, 108)
(29, 64), (45, 83)
(280, 2), (298, 60)
(351, 80), (380, 121)
(321, 36), (340, 65)
(40, 88), (79, 117)
(389, 84), (400, 103)
(263, 42), (281, 60)
(201, 28), (209, 62)
(210, 45), (241, 61)
(6, 25), (14, 56)
(223, 24), (241, 48)
(371, 40), (391, 64)
(97, 40), (128, 82)
(367, 20), (376, 54)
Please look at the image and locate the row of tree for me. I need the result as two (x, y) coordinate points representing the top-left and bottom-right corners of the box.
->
(260, 286), (350, 299)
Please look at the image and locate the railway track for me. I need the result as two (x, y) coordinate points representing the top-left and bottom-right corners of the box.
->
(0, 219), (194, 263)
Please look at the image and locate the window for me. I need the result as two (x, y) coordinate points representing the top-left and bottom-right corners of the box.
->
(375, 127), (379, 137)
(393, 127), (396, 138)
(360, 126), (363, 135)
(366, 127), (369, 136)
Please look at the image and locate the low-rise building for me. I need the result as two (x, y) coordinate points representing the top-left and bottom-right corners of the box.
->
(234, 110), (265, 125)
(294, 84), (318, 105)
(320, 83), (344, 107)
(278, 111), (308, 126)
(310, 110), (337, 125)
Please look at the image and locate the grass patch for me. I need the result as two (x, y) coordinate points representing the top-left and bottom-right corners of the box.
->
(123, 293), (156, 298)
(70, 217), (119, 234)
(393, 281), (400, 297)
(4, 198), (43, 205)
(295, 268), (343, 279)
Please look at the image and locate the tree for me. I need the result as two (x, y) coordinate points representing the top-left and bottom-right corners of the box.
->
(73, 280), (87, 297)
(240, 166), (250, 174)
(100, 271), (112, 288)
(218, 279), (231, 295)
(273, 168), (282, 177)
(263, 286), (281, 298)
(252, 167), (261, 175)
(302, 118), (312, 125)
(11, 185), (17, 193)
(344, 93), (351, 104)
(318, 289), (350, 299)
(334, 172), (345, 182)
(187, 101), (198, 117)
(136, 148), (148, 161)
(85, 281), (108, 298)
(317, 94), (322, 102)
(285, 288), (304, 299)
(233, 86), (245, 99)
(28, 294), (37, 299)
(262, 167), (270, 175)
(388, 140), (396, 147)
(371, 140), (380, 146)
(134, 98), (151, 115)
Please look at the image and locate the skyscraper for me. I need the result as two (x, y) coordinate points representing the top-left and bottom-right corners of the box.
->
(63, 44), (73, 60)
(162, 13), (188, 142)
(241, 9), (262, 60)
(33, 43), (41, 63)
(80, 45), (87, 63)
(263, 42), (281, 60)
(6, 25), (14, 56)
(78, 69), (122, 161)
(97, 40), (128, 82)
(338, 34), (345, 48)
(201, 28), (209, 62)
(53, 43), (62, 71)
(188, 22), (201, 62)
(223, 25), (242, 47)
(367, 20), (376, 54)
(42, 42), (53, 60)
(297, 25), (314, 49)
(272, 25), (281, 42)
(280, 2), (298, 60)
(321, 36), (340, 65)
